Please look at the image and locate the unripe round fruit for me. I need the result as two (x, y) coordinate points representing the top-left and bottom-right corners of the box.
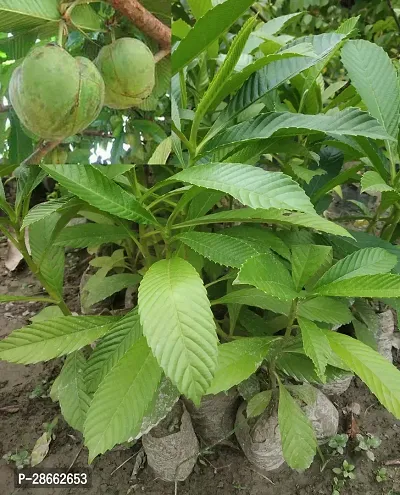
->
(9, 44), (105, 140)
(95, 38), (155, 109)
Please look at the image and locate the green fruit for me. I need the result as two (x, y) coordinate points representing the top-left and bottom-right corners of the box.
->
(9, 44), (105, 140)
(95, 38), (155, 109)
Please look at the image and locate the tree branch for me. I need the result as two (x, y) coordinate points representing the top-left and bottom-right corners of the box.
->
(106, 0), (171, 51)
(386, 0), (400, 34)
(21, 140), (62, 166)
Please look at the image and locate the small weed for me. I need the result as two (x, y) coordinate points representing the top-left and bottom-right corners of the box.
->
(2, 450), (30, 469)
(29, 380), (49, 399)
(355, 433), (381, 461)
(376, 467), (388, 483)
(329, 434), (349, 455)
(332, 460), (356, 495)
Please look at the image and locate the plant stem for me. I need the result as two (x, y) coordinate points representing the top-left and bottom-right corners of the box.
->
(58, 20), (66, 46)
(386, 0), (400, 34)
(171, 122), (195, 156)
(284, 298), (298, 339)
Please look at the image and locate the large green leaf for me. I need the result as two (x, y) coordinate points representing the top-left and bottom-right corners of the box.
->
(54, 224), (129, 248)
(278, 381), (317, 470)
(81, 274), (142, 308)
(291, 245), (332, 291)
(85, 310), (142, 394)
(176, 231), (266, 268)
(0, 0), (103, 32)
(341, 40), (400, 142)
(41, 165), (156, 225)
(212, 288), (291, 315)
(51, 351), (91, 433)
(297, 297), (352, 325)
(0, 316), (117, 364)
(326, 331), (400, 418)
(313, 274), (400, 298)
(138, 258), (218, 404)
(174, 207), (352, 238)
(314, 248), (397, 289)
(21, 196), (81, 229)
(234, 253), (299, 301)
(207, 338), (275, 394)
(360, 171), (394, 194)
(174, 163), (315, 213)
(202, 109), (393, 155)
(172, 0), (255, 74)
(221, 225), (291, 260)
(84, 337), (161, 461)
(298, 317), (332, 381)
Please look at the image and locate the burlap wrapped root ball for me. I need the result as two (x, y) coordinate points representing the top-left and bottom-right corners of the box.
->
(9, 44), (105, 140)
(184, 389), (240, 446)
(235, 389), (338, 472)
(95, 38), (155, 109)
(142, 402), (199, 482)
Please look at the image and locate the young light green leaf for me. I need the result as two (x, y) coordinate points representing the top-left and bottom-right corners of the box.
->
(84, 337), (161, 461)
(234, 253), (298, 301)
(82, 274), (142, 310)
(176, 231), (265, 268)
(41, 165), (156, 225)
(174, 207), (352, 238)
(85, 309), (142, 393)
(0, 316), (117, 364)
(207, 338), (275, 395)
(21, 196), (79, 229)
(174, 163), (315, 213)
(341, 40), (400, 141)
(172, 0), (255, 74)
(326, 331), (400, 418)
(138, 258), (218, 404)
(313, 274), (400, 298)
(202, 109), (393, 155)
(54, 224), (129, 248)
(247, 390), (272, 418)
(314, 248), (397, 289)
(212, 288), (291, 315)
(52, 351), (91, 432)
(298, 317), (332, 382)
(278, 381), (317, 470)
(360, 171), (394, 194)
(291, 245), (332, 291)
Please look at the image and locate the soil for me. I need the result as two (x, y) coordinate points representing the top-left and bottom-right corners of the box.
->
(1, 188), (400, 495)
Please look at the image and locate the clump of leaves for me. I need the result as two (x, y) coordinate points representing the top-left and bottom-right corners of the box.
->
(376, 467), (388, 483)
(355, 433), (381, 461)
(2, 450), (30, 470)
(329, 434), (349, 455)
(332, 460), (356, 495)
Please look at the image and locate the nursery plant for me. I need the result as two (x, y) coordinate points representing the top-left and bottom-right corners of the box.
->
(0, 0), (171, 165)
(2, 0), (400, 480)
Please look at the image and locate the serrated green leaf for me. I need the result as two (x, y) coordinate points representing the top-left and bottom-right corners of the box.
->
(234, 253), (298, 301)
(84, 337), (161, 461)
(21, 196), (81, 229)
(207, 338), (275, 394)
(314, 248), (397, 289)
(176, 231), (265, 268)
(291, 245), (332, 291)
(52, 351), (91, 432)
(203, 109), (393, 155)
(82, 274), (142, 309)
(85, 310), (142, 394)
(0, 316), (117, 364)
(297, 297), (352, 325)
(360, 171), (394, 194)
(326, 331), (400, 418)
(174, 207), (352, 238)
(54, 223), (129, 248)
(221, 225), (291, 260)
(138, 258), (218, 404)
(298, 317), (332, 382)
(172, 0), (255, 74)
(41, 165), (156, 225)
(247, 390), (272, 418)
(212, 288), (291, 315)
(341, 40), (400, 141)
(278, 381), (317, 470)
(174, 163), (315, 213)
(313, 274), (400, 297)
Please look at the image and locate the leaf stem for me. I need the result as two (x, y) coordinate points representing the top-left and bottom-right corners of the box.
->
(284, 298), (298, 340)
